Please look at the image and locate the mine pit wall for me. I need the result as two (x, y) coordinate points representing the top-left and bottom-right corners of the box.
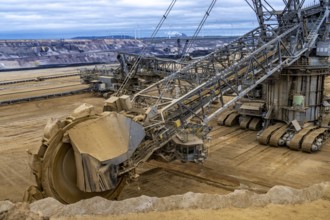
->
(0, 39), (144, 70)
(265, 65), (327, 124)
(0, 37), (235, 70)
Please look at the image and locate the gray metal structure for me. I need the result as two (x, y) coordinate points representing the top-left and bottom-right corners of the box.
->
(27, 1), (330, 204)
(218, 0), (330, 152)
(79, 54), (190, 94)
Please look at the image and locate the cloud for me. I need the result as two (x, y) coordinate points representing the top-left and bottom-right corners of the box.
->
(0, 0), (319, 39)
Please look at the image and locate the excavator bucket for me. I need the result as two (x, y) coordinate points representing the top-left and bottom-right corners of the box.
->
(68, 111), (145, 192)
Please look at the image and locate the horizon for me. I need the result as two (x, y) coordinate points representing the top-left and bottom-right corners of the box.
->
(0, 28), (246, 40)
(0, 0), (318, 40)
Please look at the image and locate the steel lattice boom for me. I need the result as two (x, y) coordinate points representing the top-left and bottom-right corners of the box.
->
(27, 1), (330, 204)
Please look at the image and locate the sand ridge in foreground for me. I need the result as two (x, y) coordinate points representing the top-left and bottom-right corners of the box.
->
(1, 182), (330, 219)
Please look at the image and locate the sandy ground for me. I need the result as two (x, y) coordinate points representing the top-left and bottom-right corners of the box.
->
(0, 79), (88, 102)
(0, 66), (94, 81)
(2, 89), (330, 202)
(63, 200), (330, 220)
(0, 66), (91, 102)
(2, 182), (330, 220)
(0, 64), (118, 82)
(5, 200), (330, 220)
(0, 70), (330, 220)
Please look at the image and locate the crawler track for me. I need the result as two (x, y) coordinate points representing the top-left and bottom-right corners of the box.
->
(217, 110), (236, 125)
(301, 128), (329, 152)
(258, 123), (286, 145)
(258, 124), (329, 152)
(268, 125), (289, 147)
(240, 116), (253, 129)
(224, 112), (240, 126)
(287, 126), (317, 150)
(248, 117), (262, 131)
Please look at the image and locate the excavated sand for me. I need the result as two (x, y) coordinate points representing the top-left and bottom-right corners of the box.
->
(60, 200), (330, 220)
(1, 182), (330, 219)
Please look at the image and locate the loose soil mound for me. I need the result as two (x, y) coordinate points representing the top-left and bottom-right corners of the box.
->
(1, 182), (330, 219)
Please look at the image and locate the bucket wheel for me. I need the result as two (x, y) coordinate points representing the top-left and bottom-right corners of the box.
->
(33, 117), (126, 204)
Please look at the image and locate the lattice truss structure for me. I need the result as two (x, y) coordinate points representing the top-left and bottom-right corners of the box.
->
(110, 1), (330, 172)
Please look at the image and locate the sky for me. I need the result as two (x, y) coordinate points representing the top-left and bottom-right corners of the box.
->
(0, 0), (319, 39)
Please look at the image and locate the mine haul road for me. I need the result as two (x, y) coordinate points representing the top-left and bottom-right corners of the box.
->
(0, 66), (94, 104)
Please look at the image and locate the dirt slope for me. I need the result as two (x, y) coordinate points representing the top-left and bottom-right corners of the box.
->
(1, 182), (330, 220)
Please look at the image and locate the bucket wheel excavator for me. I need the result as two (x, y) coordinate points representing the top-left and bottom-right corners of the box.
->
(25, 0), (330, 203)
(219, 0), (330, 153)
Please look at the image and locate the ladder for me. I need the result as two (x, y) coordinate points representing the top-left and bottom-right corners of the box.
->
(305, 8), (329, 49)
